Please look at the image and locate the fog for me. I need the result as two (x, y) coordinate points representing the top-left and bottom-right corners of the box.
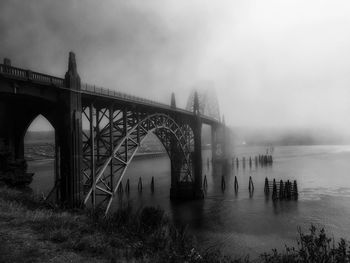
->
(1, 0), (350, 140)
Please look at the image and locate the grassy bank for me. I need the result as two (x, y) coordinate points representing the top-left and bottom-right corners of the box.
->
(1, 186), (350, 262)
(0, 186), (237, 262)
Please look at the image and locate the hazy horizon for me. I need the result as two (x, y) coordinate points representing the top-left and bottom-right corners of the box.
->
(1, 0), (350, 139)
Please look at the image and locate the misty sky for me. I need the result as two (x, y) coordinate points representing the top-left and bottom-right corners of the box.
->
(1, 0), (350, 134)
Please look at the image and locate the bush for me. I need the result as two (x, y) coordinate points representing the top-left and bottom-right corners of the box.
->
(139, 206), (165, 233)
(47, 227), (71, 243)
(260, 225), (350, 263)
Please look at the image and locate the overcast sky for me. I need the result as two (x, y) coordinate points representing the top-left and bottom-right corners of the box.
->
(1, 0), (350, 134)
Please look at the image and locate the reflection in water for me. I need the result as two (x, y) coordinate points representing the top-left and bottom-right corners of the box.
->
(27, 145), (350, 258)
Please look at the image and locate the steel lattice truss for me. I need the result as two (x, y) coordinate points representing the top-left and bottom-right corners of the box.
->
(186, 88), (220, 121)
(81, 104), (195, 214)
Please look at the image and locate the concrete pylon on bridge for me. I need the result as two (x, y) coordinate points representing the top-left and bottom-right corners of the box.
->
(58, 52), (83, 207)
(193, 91), (204, 199)
(171, 92), (176, 108)
(169, 93), (181, 198)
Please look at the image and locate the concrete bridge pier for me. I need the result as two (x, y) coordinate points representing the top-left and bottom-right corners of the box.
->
(192, 91), (204, 199)
(0, 53), (84, 208)
(169, 94), (183, 199)
(211, 116), (231, 164)
(211, 124), (224, 162)
(169, 92), (204, 200)
(193, 109), (204, 199)
(57, 52), (84, 207)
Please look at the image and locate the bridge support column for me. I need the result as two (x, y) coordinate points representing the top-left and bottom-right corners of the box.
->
(192, 91), (204, 198)
(169, 94), (185, 199)
(58, 52), (83, 207)
(169, 94), (178, 197)
(193, 114), (204, 199)
(211, 124), (230, 163)
(169, 92), (203, 200)
(211, 124), (222, 161)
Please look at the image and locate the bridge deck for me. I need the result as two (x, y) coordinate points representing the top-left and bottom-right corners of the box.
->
(0, 63), (219, 126)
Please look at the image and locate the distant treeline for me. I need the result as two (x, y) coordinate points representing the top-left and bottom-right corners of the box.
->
(229, 126), (350, 146)
(24, 131), (167, 154)
(25, 131), (55, 144)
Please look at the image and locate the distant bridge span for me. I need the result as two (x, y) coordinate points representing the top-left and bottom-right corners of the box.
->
(0, 53), (227, 213)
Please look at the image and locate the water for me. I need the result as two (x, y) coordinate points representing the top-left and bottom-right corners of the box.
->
(27, 145), (350, 258)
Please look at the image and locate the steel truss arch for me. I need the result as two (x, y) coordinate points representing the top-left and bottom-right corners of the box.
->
(82, 108), (195, 214)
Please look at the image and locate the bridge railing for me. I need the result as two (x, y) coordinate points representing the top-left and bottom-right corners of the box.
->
(0, 63), (219, 123)
(81, 83), (219, 122)
(0, 64), (65, 87)
(81, 83), (173, 109)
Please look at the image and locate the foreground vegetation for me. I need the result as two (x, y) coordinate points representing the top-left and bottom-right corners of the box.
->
(1, 186), (350, 262)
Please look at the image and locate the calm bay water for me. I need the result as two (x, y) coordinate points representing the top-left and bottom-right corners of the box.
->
(28, 145), (350, 258)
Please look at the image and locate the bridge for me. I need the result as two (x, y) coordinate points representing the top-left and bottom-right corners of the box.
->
(0, 52), (227, 214)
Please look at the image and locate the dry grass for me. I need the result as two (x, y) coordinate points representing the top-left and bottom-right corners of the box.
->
(5, 186), (347, 262)
(0, 186), (217, 262)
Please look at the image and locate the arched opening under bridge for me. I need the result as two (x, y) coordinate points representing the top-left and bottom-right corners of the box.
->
(24, 114), (56, 197)
(115, 133), (170, 208)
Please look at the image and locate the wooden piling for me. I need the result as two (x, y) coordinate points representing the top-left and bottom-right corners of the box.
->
(249, 157), (252, 168)
(234, 176), (238, 191)
(151, 176), (154, 193)
(286, 180), (291, 199)
(272, 179), (277, 200)
(138, 177), (143, 192)
(264, 177), (269, 194)
(221, 175), (226, 191)
(293, 180), (298, 200)
(203, 175), (208, 189)
(248, 176), (254, 192)
(125, 179), (130, 193)
(118, 181), (123, 194)
(279, 180), (284, 199)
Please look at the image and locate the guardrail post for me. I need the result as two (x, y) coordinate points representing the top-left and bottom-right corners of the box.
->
(3, 58), (11, 74)
(26, 70), (32, 80)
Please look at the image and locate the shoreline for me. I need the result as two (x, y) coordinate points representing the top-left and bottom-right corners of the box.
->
(26, 151), (168, 162)
(1, 186), (350, 262)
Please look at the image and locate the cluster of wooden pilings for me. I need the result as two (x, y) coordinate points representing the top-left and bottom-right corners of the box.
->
(264, 177), (298, 200)
(231, 155), (273, 169)
(117, 176), (155, 194)
(258, 155), (273, 166)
